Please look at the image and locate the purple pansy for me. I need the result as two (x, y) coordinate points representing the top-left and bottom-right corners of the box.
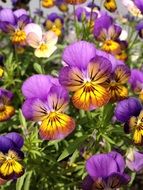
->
(94, 12), (122, 42)
(59, 41), (112, 110)
(115, 97), (142, 123)
(22, 74), (75, 140)
(0, 8), (31, 45)
(115, 97), (143, 144)
(83, 151), (130, 190)
(0, 132), (24, 180)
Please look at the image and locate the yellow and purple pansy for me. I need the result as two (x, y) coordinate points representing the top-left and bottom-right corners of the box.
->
(0, 132), (24, 180)
(22, 74), (75, 140)
(115, 97), (143, 145)
(83, 151), (130, 190)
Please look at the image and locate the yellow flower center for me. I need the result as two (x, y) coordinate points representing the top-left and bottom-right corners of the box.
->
(101, 40), (121, 54)
(11, 29), (26, 45)
(39, 43), (48, 52)
(52, 25), (62, 36)
(0, 105), (15, 122)
(0, 150), (24, 179)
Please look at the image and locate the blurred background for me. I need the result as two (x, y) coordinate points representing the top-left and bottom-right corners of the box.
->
(0, 0), (127, 15)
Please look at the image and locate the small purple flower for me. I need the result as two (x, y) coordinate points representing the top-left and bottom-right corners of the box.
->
(115, 97), (143, 144)
(126, 148), (143, 172)
(75, 6), (98, 22)
(94, 12), (122, 42)
(0, 132), (24, 180)
(44, 13), (64, 36)
(0, 8), (31, 45)
(83, 151), (130, 190)
(22, 74), (75, 140)
(134, 0), (143, 14)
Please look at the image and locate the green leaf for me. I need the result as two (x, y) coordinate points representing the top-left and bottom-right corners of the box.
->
(57, 136), (87, 162)
(102, 103), (114, 126)
(33, 63), (43, 74)
(24, 171), (33, 190)
(16, 173), (26, 190)
(19, 109), (27, 128)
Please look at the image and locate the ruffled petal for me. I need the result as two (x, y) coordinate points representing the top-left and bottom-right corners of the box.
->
(62, 41), (96, 69)
(4, 132), (24, 149)
(86, 154), (118, 180)
(22, 74), (53, 100)
(24, 23), (42, 41)
(0, 8), (15, 24)
(115, 97), (142, 123)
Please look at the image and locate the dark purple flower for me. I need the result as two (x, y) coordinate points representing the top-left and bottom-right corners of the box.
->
(136, 21), (143, 38)
(94, 12), (122, 41)
(134, 0), (143, 14)
(22, 74), (75, 140)
(0, 132), (24, 180)
(115, 97), (142, 123)
(83, 151), (130, 190)
(115, 98), (143, 145)
(126, 148), (143, 172)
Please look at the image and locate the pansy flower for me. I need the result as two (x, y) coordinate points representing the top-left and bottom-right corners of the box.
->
(59, 41), (112, 111)
(126, 148), (143, 172)
(83, 151), (130, 190)
(0, 132), (24, 180)
(55, 0), (69, 12)
(25, 23), (58, 58)
(75, 6), (100, 31)
(22, 74), (75, 140)
(0, 88), (15, 122)
(115, 97), (143, 145)
(129, 69), (143, 101)
(104, 0), (117, 12)
(41, 0), (55, 8)
(0, 8), (31, 45)
(44, 13), (64, 36)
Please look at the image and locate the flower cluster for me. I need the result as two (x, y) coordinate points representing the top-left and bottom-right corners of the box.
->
(1, 0), (143, 189)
